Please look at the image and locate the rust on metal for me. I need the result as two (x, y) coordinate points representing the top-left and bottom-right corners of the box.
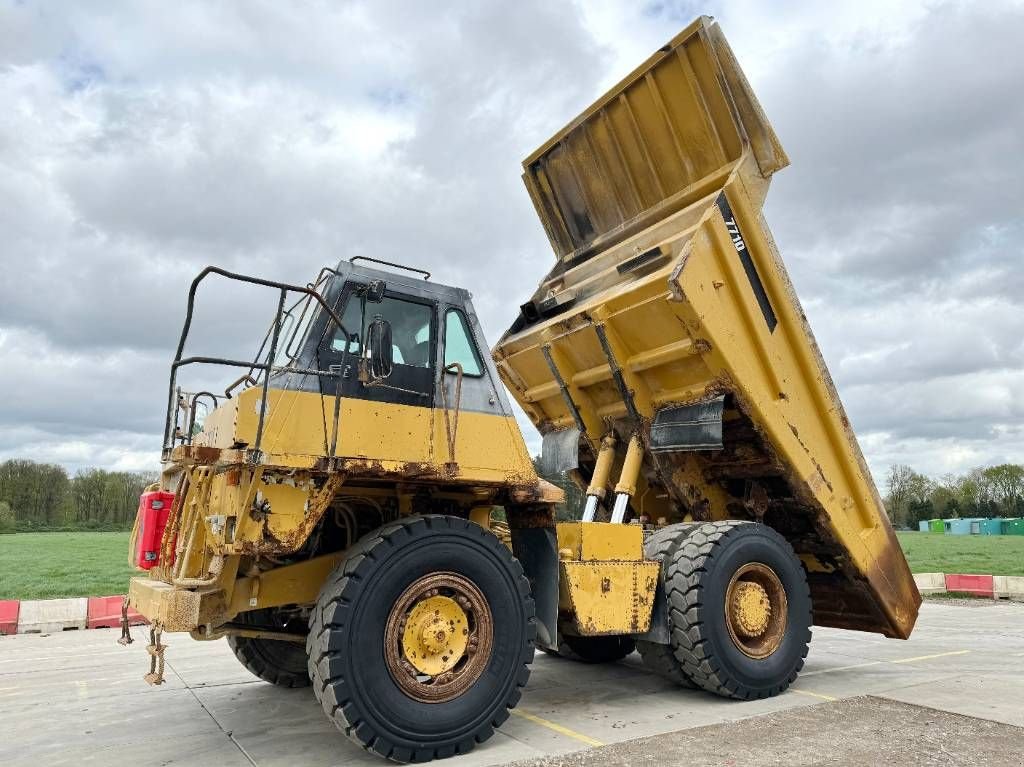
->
(724, 562), (788, 659)
(383, 572), (493, 704)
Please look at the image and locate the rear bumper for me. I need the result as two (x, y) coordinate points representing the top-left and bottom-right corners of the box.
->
(127, 577), (225, 633)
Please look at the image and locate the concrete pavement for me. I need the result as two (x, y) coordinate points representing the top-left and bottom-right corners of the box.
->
(0, 600), (1021, 766)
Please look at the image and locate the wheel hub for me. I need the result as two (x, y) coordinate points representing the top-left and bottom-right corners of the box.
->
(724, 562), (788, 659)
(384, 572), (493, 703)
(730, 581), (771, 637)
(401, 595), (469, 675)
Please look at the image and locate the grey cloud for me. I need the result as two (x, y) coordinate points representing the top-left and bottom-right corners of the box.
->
(0, 0), (1021, 482)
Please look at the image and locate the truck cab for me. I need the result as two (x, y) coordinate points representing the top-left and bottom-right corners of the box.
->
(185, 258), (533, 486)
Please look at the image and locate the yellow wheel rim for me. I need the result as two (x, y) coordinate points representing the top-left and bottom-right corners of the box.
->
(384, 572), (493, 703)
(724, 562), (788, 659)
(400, 595), (470, 677)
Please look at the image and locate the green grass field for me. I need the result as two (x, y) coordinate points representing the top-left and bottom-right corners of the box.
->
(0, 532), (136, 600)
(0, 530), (1022, 600)
(896, 531), (1024, 577)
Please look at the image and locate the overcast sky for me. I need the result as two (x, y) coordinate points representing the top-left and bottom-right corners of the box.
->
(1, 0), (1022, 485)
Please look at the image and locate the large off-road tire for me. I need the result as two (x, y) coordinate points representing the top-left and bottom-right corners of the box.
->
(227, 607), (311, 688)
(635, 524), (701, 688)
(307, 515), (535, 763)
(664, 521), (812, 700)
(542, 627), (635, 663)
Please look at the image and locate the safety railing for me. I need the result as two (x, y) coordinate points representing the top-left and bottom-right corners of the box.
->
(162, 266), (350, 462)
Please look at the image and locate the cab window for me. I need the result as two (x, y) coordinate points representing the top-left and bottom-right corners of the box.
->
(443, 309), (483, 376)
(330, 292), (433, 368)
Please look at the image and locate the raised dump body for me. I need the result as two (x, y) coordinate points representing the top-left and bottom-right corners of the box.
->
(494, 16), (919, 639)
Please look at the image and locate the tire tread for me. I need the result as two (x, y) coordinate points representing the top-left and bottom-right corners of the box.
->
(307, 514), (534, 762)
(664, 521), (811, 700)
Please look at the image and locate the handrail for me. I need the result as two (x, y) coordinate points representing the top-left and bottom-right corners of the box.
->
(350, 255), (430, 280)
(162, 266), (350, 460)
(440, 362), (464, 469)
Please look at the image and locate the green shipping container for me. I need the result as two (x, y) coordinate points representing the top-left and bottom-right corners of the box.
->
(1002, 518), (1024, 535)
(928, 519), (944, 533)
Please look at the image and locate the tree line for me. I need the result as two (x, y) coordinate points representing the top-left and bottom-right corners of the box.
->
(885, 463), (1024, 529)
(0, 459), (157, 533)
(531, 457), (1024, 532)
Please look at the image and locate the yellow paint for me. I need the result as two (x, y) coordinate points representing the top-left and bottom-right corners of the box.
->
(228, 553), (342, 616)
(889, 650), (970, 664)
(493, 17), (918, 640)
(730, 581), (771, 636)
(509, 709), (604, 748)
(789, 689), (838, 702)
(560, 560), (659, 635)
(469, 506), (492, 529)
(401, 595), (469, 676)
(612, 433), (644, 496)
(556, 521), (643, 562)
(800, 661), (883, 677)
(796, 649), (972, 678)
(130, 553), (343, 631)
(196, 387), (535, 485)
(522, 17), (785, 263)
(585, 434), (617, 499)
(128, 577), (213, 632)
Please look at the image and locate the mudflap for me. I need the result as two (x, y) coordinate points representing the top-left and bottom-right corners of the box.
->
(510, 526), (559, 652)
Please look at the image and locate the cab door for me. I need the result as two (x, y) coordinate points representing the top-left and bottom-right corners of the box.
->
(319, 284), (437, 466)
(436, 301), (533, 480)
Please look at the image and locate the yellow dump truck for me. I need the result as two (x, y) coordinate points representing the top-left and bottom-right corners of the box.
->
(123, 16), (919, 763)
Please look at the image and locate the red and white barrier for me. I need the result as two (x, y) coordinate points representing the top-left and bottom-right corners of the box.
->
(0, 600), (19, 635)
(993, 575), (1024, 600)
(944, 573), (994, 598)
(87, 595), (146, 629)
(912, 572), (946, 595)
(17, 597), (88, 633)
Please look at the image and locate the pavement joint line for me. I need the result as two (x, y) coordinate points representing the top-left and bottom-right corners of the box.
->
(510, 708), (605, 747)
(789, 689), (839, 702)
(166, 654), (260, 766)
(0, 650), (132, 664)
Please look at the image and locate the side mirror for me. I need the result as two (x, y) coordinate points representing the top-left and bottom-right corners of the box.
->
(365, 315), (393, 381)
(365, 279), (386, 303)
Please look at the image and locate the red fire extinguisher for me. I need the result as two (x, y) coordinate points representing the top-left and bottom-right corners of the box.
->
(135, 490), (176, 570)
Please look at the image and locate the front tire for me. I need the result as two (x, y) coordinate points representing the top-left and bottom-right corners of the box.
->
(665, 521), (812, 700)
(307, 515), (535, 762)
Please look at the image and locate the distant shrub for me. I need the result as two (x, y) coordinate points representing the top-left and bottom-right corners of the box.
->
(0, 501), (15, 534)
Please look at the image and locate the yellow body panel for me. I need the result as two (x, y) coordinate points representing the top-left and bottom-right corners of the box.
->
(228, 553), (342, 615)
(494, 16), (919, 639)
(556, 521), (643, 561)
(555, 522), (656, 636)
(559, 561), (659, 636)
(129, 553), (342, 633)
(197, 387), (535, 485)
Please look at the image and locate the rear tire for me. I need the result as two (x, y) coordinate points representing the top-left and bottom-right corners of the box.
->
(307, 515), (535, 763)
(227, 607), (310, 688)
(664, 521), (812, 700)
(636, 524), (700, 688)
